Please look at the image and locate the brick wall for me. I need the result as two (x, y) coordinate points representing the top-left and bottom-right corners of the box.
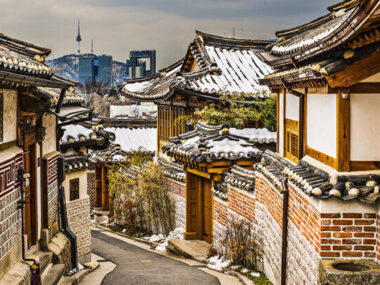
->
(164, 177), (186, 229)
(87, 171), (95, 211)
(213, 197), (227, 248)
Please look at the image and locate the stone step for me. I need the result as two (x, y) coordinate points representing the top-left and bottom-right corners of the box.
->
(36, 251), (53, 275)
(167, 239), (210, 262)
(41, 264), (65, 285)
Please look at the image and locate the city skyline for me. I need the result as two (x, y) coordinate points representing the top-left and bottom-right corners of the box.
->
(0, 0), (333, 69)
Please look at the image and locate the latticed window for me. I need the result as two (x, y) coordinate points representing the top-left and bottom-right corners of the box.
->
(70, 178), (80, 201)
(285, 119), (299, 163)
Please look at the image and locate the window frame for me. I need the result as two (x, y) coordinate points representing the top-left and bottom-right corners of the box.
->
(69, 178), (80, 201)
(285, 118), (299, 163)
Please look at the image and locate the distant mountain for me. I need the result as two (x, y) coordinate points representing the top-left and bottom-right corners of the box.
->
(46, 54), (127, 86)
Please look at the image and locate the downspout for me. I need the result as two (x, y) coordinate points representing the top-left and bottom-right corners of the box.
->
(280, 177), (289, 285)
(54, 88), (79, 271)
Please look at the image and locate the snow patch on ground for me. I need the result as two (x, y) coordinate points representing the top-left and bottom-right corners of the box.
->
(152, 227), (185, 252)
(207, 256), (231, 272)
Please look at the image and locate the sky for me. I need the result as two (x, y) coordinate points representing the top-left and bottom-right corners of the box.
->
(0, 0), (333, 69)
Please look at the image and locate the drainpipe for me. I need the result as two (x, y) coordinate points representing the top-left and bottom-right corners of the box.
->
(280, 177), (289, 285)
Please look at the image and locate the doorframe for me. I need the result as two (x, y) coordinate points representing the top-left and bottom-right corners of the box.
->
(185, 171), (214, 243)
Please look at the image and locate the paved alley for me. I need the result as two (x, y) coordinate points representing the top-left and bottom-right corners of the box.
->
(91, 230), (221, 285)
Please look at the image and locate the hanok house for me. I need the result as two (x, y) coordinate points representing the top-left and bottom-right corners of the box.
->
(53, 90), (114, 264)
(162, 122), (265, 243)
(0, 33), (82, 283)
(254, 0), (380, 284)
(120, 31), (274, 154)
(88, 121), (156, 224)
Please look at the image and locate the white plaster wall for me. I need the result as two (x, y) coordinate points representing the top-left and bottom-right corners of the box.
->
(351, 94), (380, 161)
(307, 94), (337, 158)
(278, 92), (284, 156)
(63, 170), (88, 202)
(3, 89), (17, 143)
(42, 114), (56, 156)
(285, 93), (299, 121)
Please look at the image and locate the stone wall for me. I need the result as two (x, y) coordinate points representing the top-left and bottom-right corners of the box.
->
(44, 152), (60, 235)
(213, 197), (227, 248)
(164, 177), (186, 229)
(87, 170), (95, 211)
(0, 149), (23, 280)
(66, 196), (91, 264)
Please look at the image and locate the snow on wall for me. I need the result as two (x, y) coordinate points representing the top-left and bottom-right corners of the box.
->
(106, 127), (157, 153)
(307, 94), (337, 158)
(351, 94), (380, 161)
(285, 93), (299, 121)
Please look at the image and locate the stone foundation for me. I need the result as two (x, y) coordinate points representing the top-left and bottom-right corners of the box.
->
(87, 171), (95, 211)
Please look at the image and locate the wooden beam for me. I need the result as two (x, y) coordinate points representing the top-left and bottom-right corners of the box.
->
(326, 50), (380, 88)
(306, 146), (337, 169)
(350, 83), (380, 93)
(336, 90), (350, 171)
(350, 161), (380, 171)
(276, 92), (280, 153)
(186, 167), (211, 179)
(282, 89), (287, 156)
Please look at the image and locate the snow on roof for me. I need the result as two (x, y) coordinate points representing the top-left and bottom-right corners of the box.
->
(105, 127), (157, 153)
(230, 128), (276, 144)
(109, 104), (157, 118)
(62, 124), (94, 143)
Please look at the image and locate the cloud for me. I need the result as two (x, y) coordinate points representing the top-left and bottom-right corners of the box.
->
(0, 0), (332, 69)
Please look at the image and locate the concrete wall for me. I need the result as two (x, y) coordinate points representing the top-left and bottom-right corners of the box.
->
(3, 89), (17, 143)
(350, 93), (380, 161)
(307, 94), (337, 158)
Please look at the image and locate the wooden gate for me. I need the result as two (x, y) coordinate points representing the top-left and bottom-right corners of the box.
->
(186, 173), (213, 243)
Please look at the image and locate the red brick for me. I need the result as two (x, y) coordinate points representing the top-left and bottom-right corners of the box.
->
(321, 251), (340, 257)
(322, 239), (341, 245)
(321, 219), (331, 225)
(354, 233), (374, 238)
(342, 226), (362, 232)
(364, 226), (376, 232)
(321, 226), (341, 231)
(342, 239), (362, 244)
(321, 232), (331, 238)
(364, 252), (376, 258)
(342, 251), (362, 257)
(332, 245), (352, 251)
(342, 213), (362, 218)
(355, 220), (375, 225)
(364, 239), (376, 245)
(364, 213), (376, 219)
(354, 245), (374, 251)
(333, 232), (352, 238)
(321, 213), (341, 218)
(333, 220), (353, 225)
(321, 245), (331, 251)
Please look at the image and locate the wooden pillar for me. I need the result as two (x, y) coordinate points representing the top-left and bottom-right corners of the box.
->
(157, 104), (161, 154)
(298, 91), (305, 160)
(101, 166), (107, 211)
(336, 89), (350, 171)
(282, 89), (287, 156)
(276, 92), (280, 153)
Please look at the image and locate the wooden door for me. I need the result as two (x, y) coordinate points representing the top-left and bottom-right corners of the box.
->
(187, 173), (198, 234)
(24, 144), (37, 247)
(201, 178), (212, 243)
(95, 166), (102, 208)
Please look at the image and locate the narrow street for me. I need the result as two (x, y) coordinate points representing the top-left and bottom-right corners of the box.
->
(91, 229), (221, 285)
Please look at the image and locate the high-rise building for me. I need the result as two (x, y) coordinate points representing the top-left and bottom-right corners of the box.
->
(78, 54), (98, 84)
(128, 50), (156, 79)
(98, 55), (113, 87)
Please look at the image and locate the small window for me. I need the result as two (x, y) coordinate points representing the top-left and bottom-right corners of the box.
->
(285, 119), (299, 163)
(69, 179), (79, 201)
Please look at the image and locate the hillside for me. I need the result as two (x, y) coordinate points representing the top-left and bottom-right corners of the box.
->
(46, 54), (127, 86)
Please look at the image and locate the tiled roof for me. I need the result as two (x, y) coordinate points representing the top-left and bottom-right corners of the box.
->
(225, 165), (256, 191)
(89, 143), (127, 165)
(0, 33), (76, 88)
(38, 87), (85, 107)
(105, 127), (157, 153)
(61, 124), (115, 148)
(256, 150), (380, 204)
(163, 121), (262, 163)
(158, 158), (185, 182)
(63, 153), (89, 173)
(120, 31), (273, 102)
